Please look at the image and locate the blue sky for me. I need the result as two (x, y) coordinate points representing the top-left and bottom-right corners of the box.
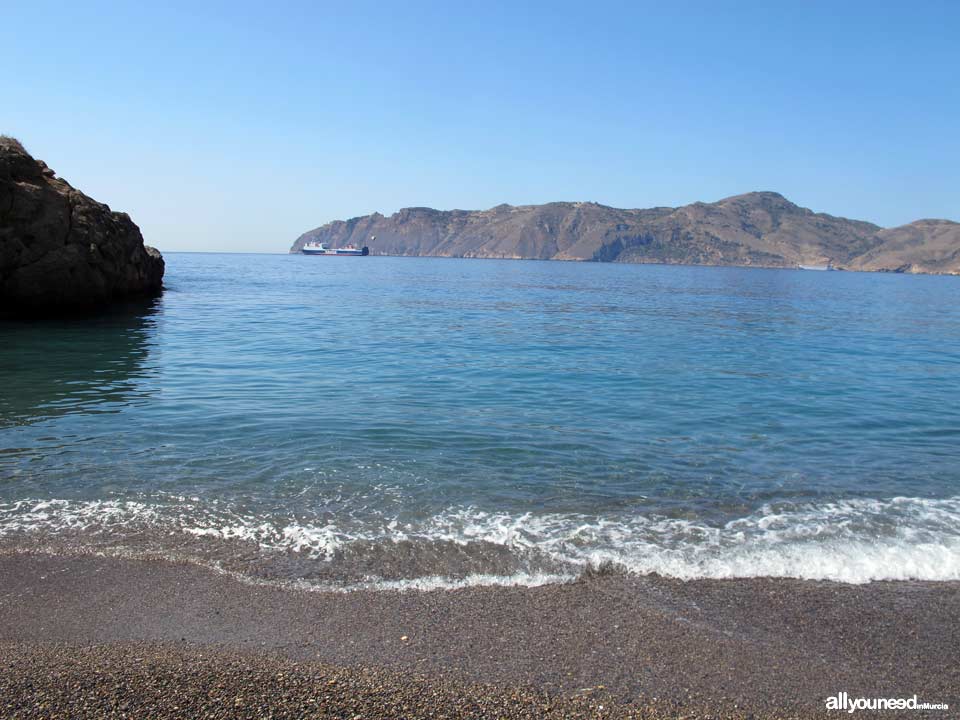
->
(3, 1), (957, 253)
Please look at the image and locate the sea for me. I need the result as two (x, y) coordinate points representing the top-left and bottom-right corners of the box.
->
(2, 253), (959, 590)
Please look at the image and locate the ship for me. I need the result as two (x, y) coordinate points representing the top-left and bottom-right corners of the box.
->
(302, 236), (373, 256)
(302, 242), (370, 256)
(798, 261), (835, 271)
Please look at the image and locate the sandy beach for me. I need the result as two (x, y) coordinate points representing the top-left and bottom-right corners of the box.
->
(1, 551), (956, 718)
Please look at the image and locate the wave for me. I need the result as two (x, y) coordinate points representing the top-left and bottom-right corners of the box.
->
(1, 495), (959, 587)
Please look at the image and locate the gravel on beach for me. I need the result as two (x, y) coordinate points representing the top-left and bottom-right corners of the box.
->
(1, 552), (957, 719)
(2, 642), (817, 720)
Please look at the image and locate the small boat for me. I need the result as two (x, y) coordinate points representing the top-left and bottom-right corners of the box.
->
(798, 261), (835, 271)
(302, 242), (369, 256)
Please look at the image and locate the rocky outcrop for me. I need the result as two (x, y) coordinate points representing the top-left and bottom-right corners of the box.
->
(0, 136), (164, 315)
(292, 193), (959, 274)
(852, 220), (960, 274)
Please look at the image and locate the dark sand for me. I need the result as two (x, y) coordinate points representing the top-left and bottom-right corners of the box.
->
(1, 552), (956, 718)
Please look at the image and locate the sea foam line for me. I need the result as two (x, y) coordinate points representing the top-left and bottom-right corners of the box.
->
(1, 495), (959, 586)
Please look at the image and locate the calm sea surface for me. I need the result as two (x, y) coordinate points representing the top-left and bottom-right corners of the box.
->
(2, 254), (959, 588)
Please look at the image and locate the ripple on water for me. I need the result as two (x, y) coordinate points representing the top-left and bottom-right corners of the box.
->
(2, 256), (960, 587)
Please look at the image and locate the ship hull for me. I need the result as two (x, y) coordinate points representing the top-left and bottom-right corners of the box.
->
(302, 247), (369, 256)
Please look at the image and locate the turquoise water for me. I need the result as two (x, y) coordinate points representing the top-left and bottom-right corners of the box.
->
(2, 254), (960, 588)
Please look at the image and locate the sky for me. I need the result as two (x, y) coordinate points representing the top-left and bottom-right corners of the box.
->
(2, 1), (958, 253)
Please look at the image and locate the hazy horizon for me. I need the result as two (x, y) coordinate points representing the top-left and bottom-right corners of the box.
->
(3, 1), (957, 253)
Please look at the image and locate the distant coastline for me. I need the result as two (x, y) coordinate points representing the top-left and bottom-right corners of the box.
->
(292, 191), (960, 275)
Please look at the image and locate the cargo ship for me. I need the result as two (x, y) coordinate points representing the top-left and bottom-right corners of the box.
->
(302, 242), (370, 256)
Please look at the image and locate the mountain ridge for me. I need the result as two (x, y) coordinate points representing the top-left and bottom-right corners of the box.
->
(291, 192), (960, 275)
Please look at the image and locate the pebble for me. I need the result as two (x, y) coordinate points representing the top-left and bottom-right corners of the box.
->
(0, 641), (817, 719)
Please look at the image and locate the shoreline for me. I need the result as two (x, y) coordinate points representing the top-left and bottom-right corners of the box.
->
(290, 250), (960, 276)
(1, 551), (957, 717)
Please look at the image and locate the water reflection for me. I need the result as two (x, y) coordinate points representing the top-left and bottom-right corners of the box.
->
(0, 298), (159, 427)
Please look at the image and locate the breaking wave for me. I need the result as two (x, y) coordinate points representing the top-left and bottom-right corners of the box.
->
(1, 494), (959, 588)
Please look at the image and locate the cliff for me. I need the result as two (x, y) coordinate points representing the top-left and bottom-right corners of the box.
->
(292, 192), (959, 274)
(852, 220), (960, 274)
(0, 136), (164, 315)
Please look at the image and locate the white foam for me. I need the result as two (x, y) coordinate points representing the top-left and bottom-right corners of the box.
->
(1, 495), (959, 586)
(331, 572), (572, 593)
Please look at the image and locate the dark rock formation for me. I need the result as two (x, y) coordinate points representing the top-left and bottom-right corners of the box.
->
(292, 192), (959, 275)
(0, 136), (164, 315)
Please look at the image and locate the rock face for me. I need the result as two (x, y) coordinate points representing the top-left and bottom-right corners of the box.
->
(0, 136), (164, 315)
(292, 192), (959, 274)
(853, 220), (960, 274)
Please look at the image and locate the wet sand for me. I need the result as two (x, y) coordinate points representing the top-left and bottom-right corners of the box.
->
(1, 552), (957, 718)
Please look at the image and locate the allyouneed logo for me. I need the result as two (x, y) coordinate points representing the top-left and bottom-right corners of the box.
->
(826, 692), (949, 713)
